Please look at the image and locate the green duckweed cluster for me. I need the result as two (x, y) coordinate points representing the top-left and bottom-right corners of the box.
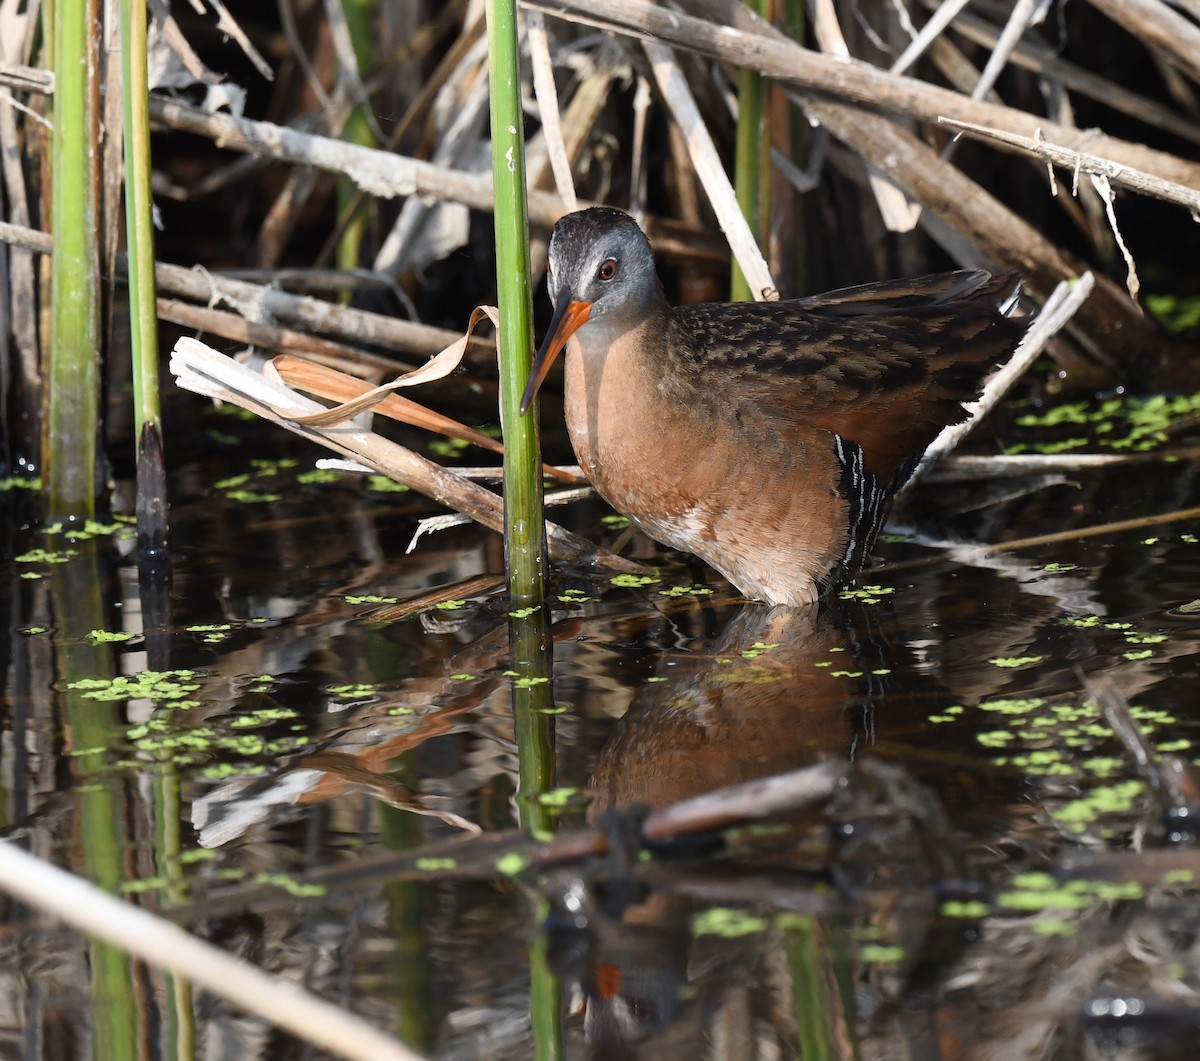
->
(1006, 391), (1200, 454)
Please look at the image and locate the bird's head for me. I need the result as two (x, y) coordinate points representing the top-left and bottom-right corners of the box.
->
(521, 208), (660, 416)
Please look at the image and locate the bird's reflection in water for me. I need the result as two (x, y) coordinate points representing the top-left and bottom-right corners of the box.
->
(552, 603), (876, 1058)
(590, 604), (866, 811)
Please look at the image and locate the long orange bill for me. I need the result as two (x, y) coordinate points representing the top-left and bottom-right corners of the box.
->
(520, 294), (592, 416)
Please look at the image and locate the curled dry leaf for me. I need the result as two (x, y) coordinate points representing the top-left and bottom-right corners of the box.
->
(268, 306), (581, 484)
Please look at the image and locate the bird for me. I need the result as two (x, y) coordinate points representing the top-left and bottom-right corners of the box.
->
(521, 207), (1024, 608)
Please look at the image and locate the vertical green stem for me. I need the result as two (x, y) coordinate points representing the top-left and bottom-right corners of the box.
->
(46, 0), (100, 517)
(337, 0), (378, 275)
(732, 70), (763, 300)
(121, 0), (159, 444)
(122, 0), (171, 559)
(732, 0), (772, 301)
(487, 0), (546, 606)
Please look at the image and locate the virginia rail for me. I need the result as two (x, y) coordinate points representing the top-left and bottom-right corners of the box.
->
(521, 207), (1023, 607)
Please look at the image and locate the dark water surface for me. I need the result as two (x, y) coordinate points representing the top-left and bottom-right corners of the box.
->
(3, 413), (1200, 1060)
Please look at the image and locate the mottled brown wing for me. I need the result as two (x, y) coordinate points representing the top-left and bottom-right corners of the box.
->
(674, 270), (1023, 480)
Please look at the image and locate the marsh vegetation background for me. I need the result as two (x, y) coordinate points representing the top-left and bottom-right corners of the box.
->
(2, 1), (1200, 1058)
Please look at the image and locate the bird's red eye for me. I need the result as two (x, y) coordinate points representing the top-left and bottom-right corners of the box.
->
(597, 259), (618, 281)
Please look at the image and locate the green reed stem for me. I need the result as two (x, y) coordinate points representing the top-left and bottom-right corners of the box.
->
(122, 0), (171, 556)
(46, 0), (100, 517)
(732, 0), (771, 301)
(336, 0), (378, 278)
(121, 0), (158, 437)
(487, 0), (546, 605)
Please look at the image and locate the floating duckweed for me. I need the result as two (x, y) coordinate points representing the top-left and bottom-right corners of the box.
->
(296, 468), (342, 485)
(1156, 739), (1191, 753)
(979, 697), (1045, 715)
(343, 594), (400, 605)
(1052, 781), (1146, 830)
(1130, 706), (1176, 724)
(437, 599), (469, 610)
(366, 475), (410, 493)
(740, 641), (780, 659)
(1010, 391), (1200, 453)
(429, 436), (471, 458)
(496, 852), (529, 877)
(859, 944), (906, 964)
(601, 514), (632, 529)
(327, 683), (377, 699)
(450, 673), (477, 681)
(839, 584), (894, 604)
(534, 787), (581, 807)
(229, 707), (299, 728)
(508, 606), (538, 618)
(1124, 632), (1167, 645)
(253, 458), (298, 473)
(1124, 649), (1153, 661)
(830, 670), (865, 678)
(70, 670), (201, 702)
(1081, 757), (1125, 777)
(513, 676), (550, 688)
(693, 907), (769, 938)
(1043, 562), (1078, 572)
(557, 588), (597, 603)
(989, 656), (1044, 668)
(1031, 920), (1078, 937)
(610, 573), (661, 588)
(941, 900), (991, 918)
(660, 584), (714, 597)
(44, 518), (130, 540)
(1163, 869), (1196, 885)
(16, 548), (77, 564)
(416, 858), (458, 872)
(646, 676), (668, 684)
(0, 475), (41, 490)
(227, 489), (283, 504)
(122, 877), (168, 894)
(253, 872), (326, 899)
(85, 629), (136, 644)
